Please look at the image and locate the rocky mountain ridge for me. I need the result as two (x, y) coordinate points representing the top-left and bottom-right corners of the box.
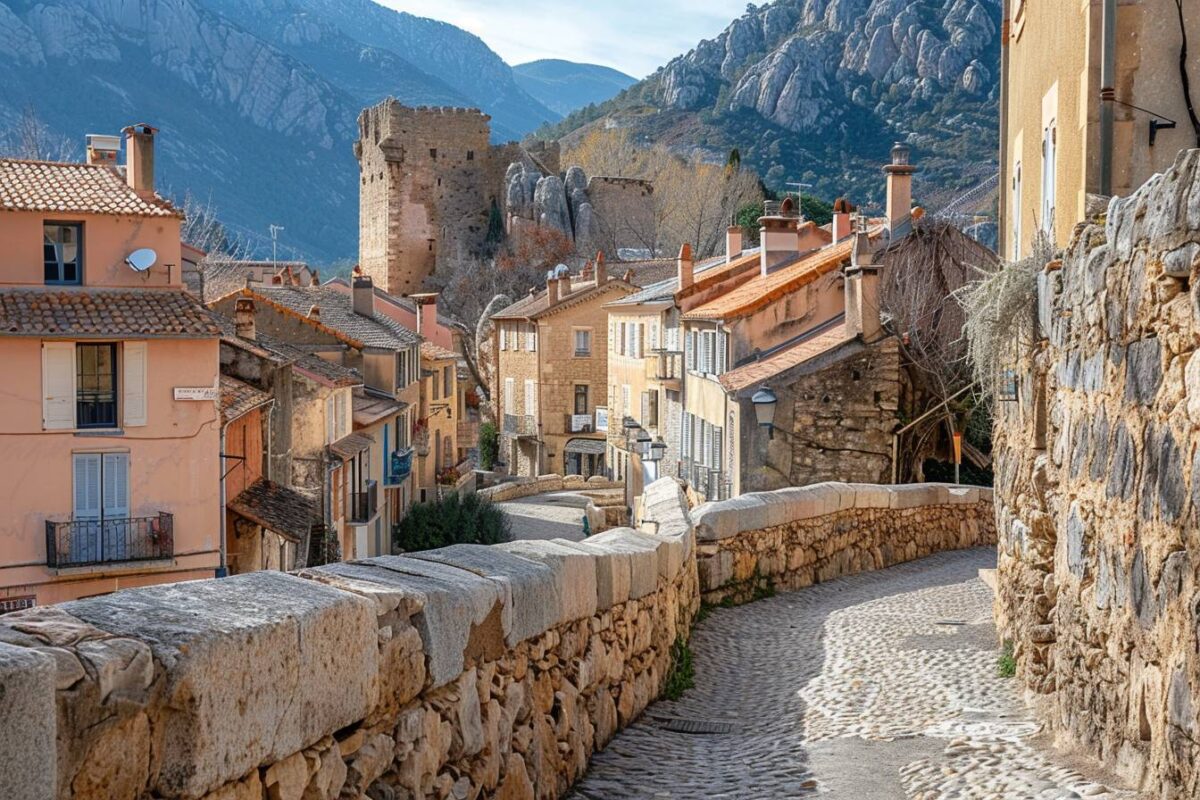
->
(551, 0), (1000, 212)
(514, 60), (637, 117)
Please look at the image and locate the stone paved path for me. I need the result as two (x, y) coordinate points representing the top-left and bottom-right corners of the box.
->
(567, 548), (1139, 800)
(498, 493), (590, 542)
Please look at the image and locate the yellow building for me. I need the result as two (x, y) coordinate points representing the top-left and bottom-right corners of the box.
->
(1000, 0), (1200, 259)
(491, 259), (635, 478)
(416, 341), (461, 501)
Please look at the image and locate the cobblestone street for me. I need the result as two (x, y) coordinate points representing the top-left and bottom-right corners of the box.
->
(568, 549), (1138, 800)
(498, 493), (590, 542)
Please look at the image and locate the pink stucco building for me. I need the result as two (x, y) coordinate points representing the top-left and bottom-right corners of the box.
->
(0, 125), (223, 608)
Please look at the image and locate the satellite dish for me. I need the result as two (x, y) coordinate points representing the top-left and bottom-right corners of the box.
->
(125, 248), (157, 272)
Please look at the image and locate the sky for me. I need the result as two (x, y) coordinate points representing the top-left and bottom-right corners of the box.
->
(382, 0), (739, 78)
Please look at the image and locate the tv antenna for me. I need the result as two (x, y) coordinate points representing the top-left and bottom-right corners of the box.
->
(269, 224), (285, 269)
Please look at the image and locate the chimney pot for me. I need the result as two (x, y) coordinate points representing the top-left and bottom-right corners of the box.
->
(352, 274), (375, 318)
(308, 304), (320, 319)
(677, 242), (694, 290)
(234, 297), (256, 341)
(122, 123), (157, 197)
(309, 269), (320, 287)
(832, 198), (855, 242)
(725, 226), (742, 264)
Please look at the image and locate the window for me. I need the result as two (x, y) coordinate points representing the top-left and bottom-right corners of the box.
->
(526, 324), (537, 352)
(76, 344), (117, 428)
(72, 452), (130, 557)
(574, 329), (592, 357)
(574, 385), (589, 415)
(642, 390), (659, 429)
(1041, 125), (1056, 236)
(44, 223), (82, 284)
(1012, 163), (1023, 260)
(429, 148), (437, 159)
(499, 323), (507, 351)
(442, 365), (452, 398)
(467, 150), (475, 161)
(504, 378), (515, 414)
(617, 322), (626, 356)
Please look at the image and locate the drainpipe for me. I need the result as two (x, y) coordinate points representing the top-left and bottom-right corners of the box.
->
(218, 419), (230, 578)
(1099, 0), (1116, 195)
(998, 0), (1011, 252)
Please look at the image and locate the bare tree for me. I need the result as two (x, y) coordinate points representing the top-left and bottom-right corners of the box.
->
(879, 220), (998, 480)
(1, 106), (77, 162)
(180, 191), (252, 262)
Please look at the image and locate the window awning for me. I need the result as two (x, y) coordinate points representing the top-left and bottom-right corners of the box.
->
(329, 431), (374, 460)
(564, 438), (606, 456)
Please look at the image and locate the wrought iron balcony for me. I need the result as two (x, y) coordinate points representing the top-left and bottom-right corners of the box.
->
(45, 512), (174, 568)
(503, 413), (537, 437)
(349, 480), (378, 523)
(387, 448), (414, 486)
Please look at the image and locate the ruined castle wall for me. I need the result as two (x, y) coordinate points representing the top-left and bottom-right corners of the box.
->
(356, 102), (493, 295)
(691, 482), (995, 604)
(0, 479), (696, 800)
(993, 149), (1200, 797)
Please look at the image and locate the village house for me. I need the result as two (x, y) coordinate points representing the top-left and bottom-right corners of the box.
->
(416, 341), (462, 500)
(214, 302), (363, 572)
(999, 0), (1200, 259)
(0, 125), (224, 608)
(209, 274), (422, 560)
(491, 256), (636, 478)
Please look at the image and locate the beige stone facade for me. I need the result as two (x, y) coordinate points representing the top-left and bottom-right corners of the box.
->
(492, 270), (636, 478)
(999, 0), (1200, 260)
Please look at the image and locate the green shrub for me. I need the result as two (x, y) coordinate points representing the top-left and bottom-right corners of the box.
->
(392, 492), (511, 553)
(997, 640), (1016, 678)
(661, 637), (695, 700)
(479, 422), (499, 471)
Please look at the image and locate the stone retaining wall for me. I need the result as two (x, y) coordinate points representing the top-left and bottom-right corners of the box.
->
(0, 479), (694, 800)
(477, 475), (623, 504)
(992, 149), (1200, 798)
(691, 482), (995, 603)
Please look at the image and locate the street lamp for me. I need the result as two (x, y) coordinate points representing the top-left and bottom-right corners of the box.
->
(635, 427), (652, 456)
(644, 438), (667, 463)
(751, 385), (778, 439)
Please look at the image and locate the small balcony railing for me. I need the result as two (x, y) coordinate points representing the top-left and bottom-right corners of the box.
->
(45, 512), (174, 568)
(503, 413), (537, 437)
(349, 480), (378, 523)
(387, 448), (414, 486)
(646, 349), (683, 382)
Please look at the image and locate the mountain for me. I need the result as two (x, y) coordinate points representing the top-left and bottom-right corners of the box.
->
(514, 60), (637, 117)
(0, 0), (561, 264)
(547, 0), (1001, 213)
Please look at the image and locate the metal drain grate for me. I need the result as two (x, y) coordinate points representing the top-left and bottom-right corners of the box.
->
(653, 717), (735, 735)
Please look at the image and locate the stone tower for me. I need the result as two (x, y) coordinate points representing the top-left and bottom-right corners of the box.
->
(354, 99), (494, 296)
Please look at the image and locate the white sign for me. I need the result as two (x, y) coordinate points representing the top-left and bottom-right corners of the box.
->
(174, 387), (219, 401)
(594, 407), (609, 432)
(570, 414), (593, 432)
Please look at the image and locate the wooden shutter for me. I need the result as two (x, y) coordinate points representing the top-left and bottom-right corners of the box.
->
(641, 391), (650, 425)
(505, 378), (515, 414)
(713, 426), (723, 472)
(122, 341), (147, 427)
(681, 411), (691, 458)
(43, 342), (75, 430)
(73, 454), (101, 519)
(524, 379), (536, 416)
(685, 330), (695, 370)
(499, 324), (507, 350)
(102, 453), (129, 519)
(701, 421), (712, 467)
(716, 331), (727, 375)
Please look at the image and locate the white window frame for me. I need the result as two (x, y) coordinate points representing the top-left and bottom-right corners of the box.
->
(573, 328), (592, 358)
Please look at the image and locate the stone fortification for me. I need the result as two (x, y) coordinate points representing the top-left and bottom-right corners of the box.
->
(993, 148), (1200, 797)
(691, 482), (995, 603)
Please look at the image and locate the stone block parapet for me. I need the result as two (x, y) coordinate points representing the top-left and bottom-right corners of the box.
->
(478, 473), (624, 503)
(691, 482), (995, 604)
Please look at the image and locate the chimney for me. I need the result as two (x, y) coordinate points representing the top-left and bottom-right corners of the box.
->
(678, 242), (694, 290)
(308, 304), (320, 320)
(413, 293), (439, 335)
(832, 198), (855, 242)
(122, 123), (157, 197)
(726, 226), (742, 263)
(594, 251), (607, 286)
(234, 297), (256, 341)
(759, 197), (799, 276)
(844, 228), (882, 342)
(85, 134), (120, 167)
(884, 142), (915, 233)
(352, 274), (375, 318)
(309, 269), (320, 287)
(547, 277), (560, 306)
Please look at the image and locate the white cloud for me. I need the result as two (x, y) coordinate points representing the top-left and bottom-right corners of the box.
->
(381, 0), (736, 78)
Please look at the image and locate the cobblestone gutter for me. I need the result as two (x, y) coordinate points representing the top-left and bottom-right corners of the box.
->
(691, 482), (995, 603)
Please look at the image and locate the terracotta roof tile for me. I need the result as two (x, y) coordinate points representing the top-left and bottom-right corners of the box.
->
(220, 375), (271, 423)
(329, 431), (374, 460)
(213, 315), (362, 387)
(683, 231), (882, 322)
(0, 158), (182, 218)
(352, 388), (408, 427)
(228, 478), (319, 542)
(420, 341), (458, 361)
(0, 288), (222, 338)
(491, 277), (636, 320)
(250, 286), (421, 350)
(720, 321), (857, 393)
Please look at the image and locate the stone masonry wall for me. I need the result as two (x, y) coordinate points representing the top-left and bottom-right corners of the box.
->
(691, 482), (995, 604)
(0, 478), (695, 800)
(993, 148), (1200, 798)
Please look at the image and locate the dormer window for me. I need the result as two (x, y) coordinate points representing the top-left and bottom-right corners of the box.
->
(44, 223), (82, 284)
